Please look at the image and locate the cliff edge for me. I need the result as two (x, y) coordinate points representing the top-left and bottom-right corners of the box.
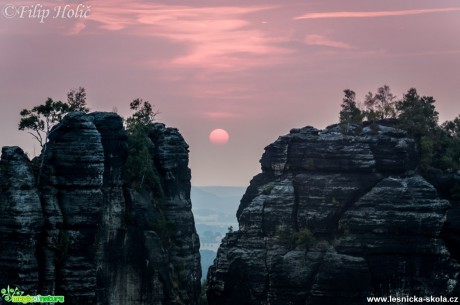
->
(207, 123), (459, 305)
(0, 112), (201, 305)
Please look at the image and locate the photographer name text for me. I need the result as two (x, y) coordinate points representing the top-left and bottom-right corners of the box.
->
(3, 4), (91, 23)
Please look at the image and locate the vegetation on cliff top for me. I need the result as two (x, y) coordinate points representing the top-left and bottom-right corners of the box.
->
(18, 87), (89, 148)
(124, 98), (161, 190)
(16, 85), (459, 199)
(123, 98), (177, 246)
(17, 89), (163, 193)
(339, 86), (460, 172)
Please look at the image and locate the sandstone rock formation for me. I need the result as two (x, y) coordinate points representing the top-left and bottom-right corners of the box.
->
(0, 112), (200, 305)
(207, 123), (459, 305)
(0, 146), (43, 294)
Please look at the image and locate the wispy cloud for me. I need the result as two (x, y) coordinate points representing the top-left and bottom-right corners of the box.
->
(294, 8), (460, 20)
(305, 34), (354, 49)
(66, 22), (87, 35)
(84, 1), (291, 70)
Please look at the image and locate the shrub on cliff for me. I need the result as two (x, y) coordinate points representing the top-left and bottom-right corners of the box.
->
(439, 116), (460, 171)
(363, 85), (397, 120)
(340, 85), (398, 125)
(276, 228), (316, 251)
(396, 88), (439, 139)
(124, 126), (161, 190)
(125, 98), (159, 130)
(339, 89), (363, 127)
(338, 86), (460, 174)
(124, 99), (163, 194)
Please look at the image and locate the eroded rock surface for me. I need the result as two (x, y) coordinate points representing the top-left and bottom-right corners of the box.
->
(0, 147), (43, 294)
(207, 124), (459, 305)
(0, 112), (200, 305)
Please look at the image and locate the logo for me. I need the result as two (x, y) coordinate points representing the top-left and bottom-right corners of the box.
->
(1, 286), (65, 304)
(1, 286), (23, 302)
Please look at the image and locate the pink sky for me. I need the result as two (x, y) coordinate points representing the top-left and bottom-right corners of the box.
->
(1, 0), (460, 186)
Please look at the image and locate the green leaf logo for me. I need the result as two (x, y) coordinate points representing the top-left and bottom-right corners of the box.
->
(1, 286), (24, 302)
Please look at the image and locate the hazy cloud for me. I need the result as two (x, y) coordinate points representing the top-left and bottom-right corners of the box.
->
(294, 8), (460, 20)
(305, 34), (354, 49)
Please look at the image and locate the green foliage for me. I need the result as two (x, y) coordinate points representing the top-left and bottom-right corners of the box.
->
(124, 98), (163, 193)
(18, 87), (90, 147)
(331, 196), (340, 207)
(276, 229), (294, 249)
(336, 86), (459, 174)
(339, 89), (363, 126)
(294, 229), (316, 249)
(67, 87), (89, 112)
(362, 109), (380, 122)
(123, 98), (174, 246)
(392, 88), (460, 172)
(439, 116), (460, 170)
(364, 85), (397, 120)
(419, 136), (434, 171)
(276, 228), (316, 251)
(442, 116), (460, 138)
(19, 98), (69, 147)
(412, 122), (460, 173)
(125, 98), (158, 130)
(337, 85), (396, 123)
(261, 184), (274, 195)
(124, 127), (161, 190)
(396, 88), (439, 139)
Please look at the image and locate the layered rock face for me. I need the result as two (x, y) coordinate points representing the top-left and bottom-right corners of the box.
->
(0, 147), (43, 294)
(0, 112), (200, 305)
(207, 124), (459, 305)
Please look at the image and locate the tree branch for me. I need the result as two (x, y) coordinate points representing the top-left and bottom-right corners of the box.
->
(27, 131), (44, 147)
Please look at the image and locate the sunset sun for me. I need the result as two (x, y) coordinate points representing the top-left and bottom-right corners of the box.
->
(209, 128), (229, 145)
